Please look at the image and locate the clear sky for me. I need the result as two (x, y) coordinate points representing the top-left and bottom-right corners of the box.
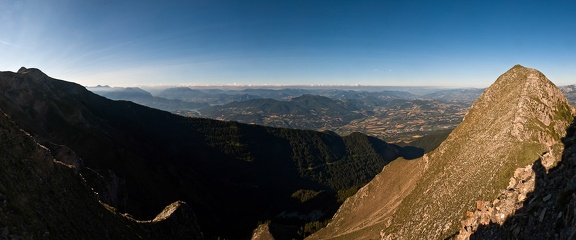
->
(1, 0), (575, 87)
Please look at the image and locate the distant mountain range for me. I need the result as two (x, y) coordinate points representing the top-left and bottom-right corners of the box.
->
(89, 85), (483, 143)
(560, 84), (576, 106)
(89, 85), (483, 108)
(91, 87), (209, 111)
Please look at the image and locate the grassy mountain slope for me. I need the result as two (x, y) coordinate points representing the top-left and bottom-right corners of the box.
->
(0, 68), (417, 238)
(401, 128), (453, 153)
(310, 65), (574, 239)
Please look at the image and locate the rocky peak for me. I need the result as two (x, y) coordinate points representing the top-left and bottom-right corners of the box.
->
(16, 66), (27, 74)
(460, 65), (573, 168)
(0, 68), (97, 137)
(309, 65), (574, 239)
(16, 67), (49, 81)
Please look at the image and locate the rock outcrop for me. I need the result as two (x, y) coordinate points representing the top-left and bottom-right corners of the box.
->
(457, 164), (537, 239)
(455, 118), (576, 239)
(309, 65), (574, 239)
(251, 223), (276, 240)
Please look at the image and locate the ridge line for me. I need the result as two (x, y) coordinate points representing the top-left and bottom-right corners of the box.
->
(511, 70), (535, 141)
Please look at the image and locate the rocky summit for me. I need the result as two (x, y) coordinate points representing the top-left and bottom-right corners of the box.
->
(309, 65), (575, 239)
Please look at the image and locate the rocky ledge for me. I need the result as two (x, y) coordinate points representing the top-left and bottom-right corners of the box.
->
(457, 164), (537, 239)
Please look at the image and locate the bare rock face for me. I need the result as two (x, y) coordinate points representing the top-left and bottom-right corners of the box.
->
(251, 223), (275, 240)
(36, 139), (84, 169)
(460, 120), (576, 239)
(309, 65), (574, 239)
(457, 164), (536, 239)
(146, 201), (204, 239)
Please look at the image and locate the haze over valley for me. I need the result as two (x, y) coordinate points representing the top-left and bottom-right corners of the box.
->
(90, 85), (482, 144)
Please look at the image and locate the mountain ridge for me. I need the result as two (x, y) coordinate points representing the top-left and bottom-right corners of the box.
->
(310, 65), (574, 239)
(0, 67), (420, 238)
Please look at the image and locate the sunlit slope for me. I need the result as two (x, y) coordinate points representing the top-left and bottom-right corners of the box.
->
(310, 65), (574, 239)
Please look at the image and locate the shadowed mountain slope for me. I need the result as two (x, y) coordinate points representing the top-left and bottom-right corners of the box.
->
(0, 109), (203, 239)
(309, 65), (574, 239)
(0, 67), (418, 238)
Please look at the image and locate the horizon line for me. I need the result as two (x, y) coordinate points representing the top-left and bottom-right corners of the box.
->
(86, 83), (490, 89)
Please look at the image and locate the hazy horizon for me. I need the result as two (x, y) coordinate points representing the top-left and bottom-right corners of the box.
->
(87, 83), (486, 96)
(2, 1), (575, 87)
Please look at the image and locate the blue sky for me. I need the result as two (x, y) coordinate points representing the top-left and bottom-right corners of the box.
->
(1, 0), (575, 87)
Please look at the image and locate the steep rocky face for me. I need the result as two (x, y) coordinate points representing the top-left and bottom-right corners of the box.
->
(310, 65), (574, 239)
(0, 110), (202, 239)
(457, 164), (538, 239)
(464, 118), (576, 239)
